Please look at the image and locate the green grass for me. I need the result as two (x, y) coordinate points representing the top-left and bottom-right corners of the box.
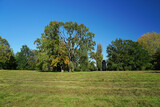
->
(0, 70), (160, 107)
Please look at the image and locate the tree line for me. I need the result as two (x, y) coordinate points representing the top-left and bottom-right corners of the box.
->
(0, 21), (160, 71)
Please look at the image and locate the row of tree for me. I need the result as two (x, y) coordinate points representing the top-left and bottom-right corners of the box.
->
(107, 32), (160, 70)
(0, 21), (100, 72)
(0, 21), (160, 71)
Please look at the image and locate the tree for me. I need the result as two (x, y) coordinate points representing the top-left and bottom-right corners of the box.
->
(96, 43), (103, 71)
(107, 38), (151, 71)
(91, 43), (103, 71)
(16, 45), (35, 70)
(62, 22), (96, 71)
(27, 50), (36, 70)
(137, 32), (160, 55)
(79, 49), (89, 71)
(4, 50), (17, 70)
(34, 21), (61, 71)
(152, 49), (160, 70)
(35, 21), (96, 72)
(0, 36), (14, 69)
(35, 21), (70, 72)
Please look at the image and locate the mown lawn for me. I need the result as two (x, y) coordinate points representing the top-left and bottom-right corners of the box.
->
(0, 70), (160, 107)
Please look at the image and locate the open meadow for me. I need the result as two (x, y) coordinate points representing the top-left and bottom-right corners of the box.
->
(0, 70), (160, 107)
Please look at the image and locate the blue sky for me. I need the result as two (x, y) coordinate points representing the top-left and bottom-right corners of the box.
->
(0, 0), (160, 59)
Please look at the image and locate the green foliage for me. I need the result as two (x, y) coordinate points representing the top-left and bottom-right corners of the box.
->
(34, 21), (70, 72)
(137, 32), (160, 70)
(36, 52), (50, 71)
(27, 50), (36, 70)
(16, 45), (35, 70)
(4, 51), (17, 70)
(35, 21), (95, 72)
(15, 52), (27, 70)
(91, 43), (103, 71)
(89, 61), (97, 71)
(68, 61), (74, 72)
(74, 66), (81, 71)
(107, 38), (151, 71)
(50, 40), (70, 72)
(63, 21), (96, 71)
(96, 44), (103, 71)
(152, 49), (160, 70)
(0, 36), (16, 69)
(79, 49), (89, 71)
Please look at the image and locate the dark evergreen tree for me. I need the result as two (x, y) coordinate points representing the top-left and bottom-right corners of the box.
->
(152, 49), (160, 70)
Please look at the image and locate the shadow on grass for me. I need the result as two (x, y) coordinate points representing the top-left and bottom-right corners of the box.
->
(145, 71), (160, 73)
(37, 70), (94, 73)
(37, 70), (60, 72)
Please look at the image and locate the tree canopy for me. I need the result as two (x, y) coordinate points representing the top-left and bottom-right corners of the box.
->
(137, 32), (160, 55)
(0, 36), (15, 69)
(152, 49), (160, 70)
(1, 23), (159, 72)
(107, 38), (151, 71)
(91, 43), (103, 71)
(96, 43), (103, 71)
(16, 45), (35, 70)
(34, 21), (96, 72)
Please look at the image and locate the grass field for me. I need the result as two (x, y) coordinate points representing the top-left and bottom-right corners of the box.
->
(0, 70), (160, 107)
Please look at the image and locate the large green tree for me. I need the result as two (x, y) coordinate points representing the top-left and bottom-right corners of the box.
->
(62, 22), (96, 71)
(34, 21), (68, 72)
(35, 21), (96, 72)
(107, 38), (151, 71)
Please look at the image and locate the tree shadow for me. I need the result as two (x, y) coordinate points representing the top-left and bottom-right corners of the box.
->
(145, 71), (160, 73)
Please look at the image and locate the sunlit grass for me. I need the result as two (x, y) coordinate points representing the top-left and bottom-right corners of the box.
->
(0, 70), (160, 106)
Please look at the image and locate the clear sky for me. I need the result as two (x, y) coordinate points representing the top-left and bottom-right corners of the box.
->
(0, 0), (160, 59)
